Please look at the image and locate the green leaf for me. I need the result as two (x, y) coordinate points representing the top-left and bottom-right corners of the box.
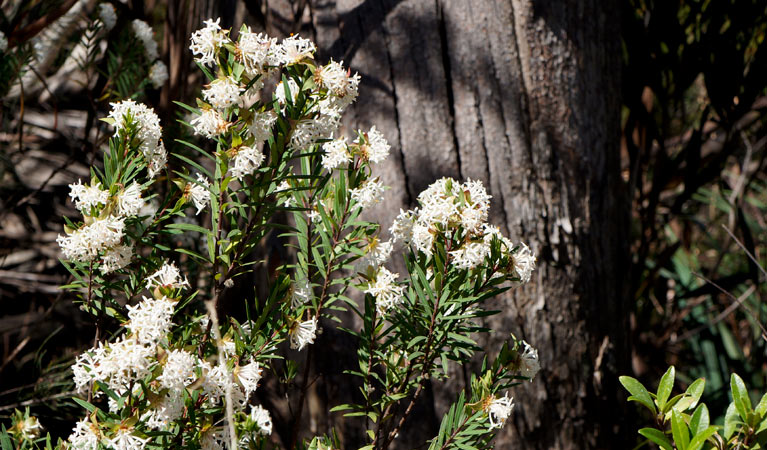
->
(731, 373), (751, 420)
(657, 366), (675, 411)
(724, 402), (739, 439)
(689, 404), (710, 436)
(620, 376), (657, 414)
(675, 378), (705, 412)
(687, 426), (718, 450)
(638, 428), (673, 450)
(756, 393), (767, 417)
(671, 409), (690, 450)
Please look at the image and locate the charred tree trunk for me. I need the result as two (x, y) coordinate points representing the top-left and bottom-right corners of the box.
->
(204, 0), (629, 447)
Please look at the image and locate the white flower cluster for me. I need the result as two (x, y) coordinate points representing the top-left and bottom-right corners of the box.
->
(517, 340), (541, 380)
(203, 77), (242, 110)
(108, 100), (167, 178)
(132, 19), (158, 61)
(187, 20), (363, 159)
(189, 18), (227, 67)
(237, 28), (279, 77)
(290, 276), (313, 309)
(148, 61), (168, 89)
(98, 3), (117, 31)
(0, 31), (7, 53)
(229, 145), (265, 179)
(58, 102), (169, 272)
(289, 316), (317, 351)
(70, 264), (272, 443)
(188, 173), (211, 215)
(389, 177), (537, 281)
(190, 108), (228, 138)
(485, 392), (514, 429)
(68, 179), (109, 213)
(350, 179), (385, 210)
(364, 267), (405, 314)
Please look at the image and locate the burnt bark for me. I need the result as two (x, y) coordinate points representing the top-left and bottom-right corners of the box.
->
(205, 0), (630, 447)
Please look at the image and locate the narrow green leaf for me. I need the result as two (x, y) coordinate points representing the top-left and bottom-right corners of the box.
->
(731, 373), (751, 420)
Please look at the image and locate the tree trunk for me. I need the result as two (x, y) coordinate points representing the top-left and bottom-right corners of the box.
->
(242, 0), (629, 447)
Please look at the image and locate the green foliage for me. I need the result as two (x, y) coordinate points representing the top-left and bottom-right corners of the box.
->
(622, 367), (767, 449)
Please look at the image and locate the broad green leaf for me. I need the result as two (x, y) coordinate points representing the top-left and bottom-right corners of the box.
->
(620, 376), (657, 414)
(675, 378), (705, 412)
(724, 402), (740, 439)
(687, 426), (719, 450)
(638, 428), (673, 450)
(689, 404), (710, 436)
(657, 366), (675, 411)
(756, 393), (767, 417)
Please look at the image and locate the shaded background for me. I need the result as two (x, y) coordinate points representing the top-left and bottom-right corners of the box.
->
(0, 0), (766, 448)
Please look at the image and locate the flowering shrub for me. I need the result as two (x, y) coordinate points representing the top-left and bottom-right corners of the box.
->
(621, 367), (767, 449)
(4, 15), (539, 450)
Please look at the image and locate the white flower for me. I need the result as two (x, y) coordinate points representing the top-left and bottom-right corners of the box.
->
(148, 61), (168, 88)
(126, 296), (175, 344)
(68, 179), (109, 214)
(321, 137), (350, 171)
(411, 222), (434, 256)
(518, 341), (540, 380)
(229, 146), (265, 179)
(290, 276), (312, 309)
(189, 174), (211, 215)
(512, 243), (536, 283)
(146, 261), (190, 291)
(350, 179), (385, 210)
(235, 358), (262, 395)
(116, 182), (144, 217)
(289, 115), (340, 151)
(357, 238), (393, 272)
(189, 18), (227, 66)
(364, 267), (404, 314)
(106, 427), (149, 450)
(200, 363), (238, 406)
(0, 31), (7, 53)
(289, 316), (317, 351)
(100, 244), (133, 274)
(389, 209), (416, 244)
(57, 216), (125, 263)
(68, 418), (99, 450)
(158, 349), (196, 392)
(238, 28), (278, 75)
(191, 108), (228, 138)
(71, 337), (154, 392)
(315, 59), (359, 104)
(132, 19), (158, 61)
(449, 242), (489, 270)
(18, 416), (42, 440)
(275, 34), (316, 65)
(249, 405), (272, 435)
(203, 77), (242, 110)
(249, 110), (277, 142)
(142, 394), (184, 430)
(485, 392), (514, 429)
(146, 139), (167, 179)
(356, 126), (389, 164)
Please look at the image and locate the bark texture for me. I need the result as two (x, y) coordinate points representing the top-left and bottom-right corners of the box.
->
(189, 0), (629, 447)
